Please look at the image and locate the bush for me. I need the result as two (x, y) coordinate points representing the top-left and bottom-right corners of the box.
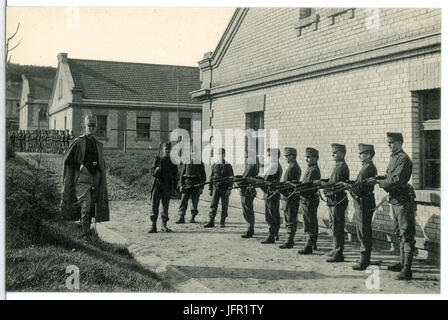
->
(5, 157), (60, 248)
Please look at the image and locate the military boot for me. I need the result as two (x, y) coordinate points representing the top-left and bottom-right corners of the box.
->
(275, 230), (280, 241)
(189, 216), (196, 223)
(388, 243), (404, 272)
(241, 226), (254, 238)
(326, 254), (344, 263)
(220, 216), (226, 228)
(261, 233), (275, 244)
(298, 245), (313, 255)
(396, 243), (413, 280)
(279, 233), (295, 249)
(160, 220), (173, 233)
(352, 253), (370, 271)
(175, 216), (185, 224)
(203, 218), (215, 228)
(148, 222), (157, 233)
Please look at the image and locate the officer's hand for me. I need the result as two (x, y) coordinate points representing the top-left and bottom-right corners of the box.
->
(209, 190), (213, 196)
(153, 167), (161, 176)
(199, 188), (203, 195)
(180, 186), (185, 193)
(226, 189), (232, 197)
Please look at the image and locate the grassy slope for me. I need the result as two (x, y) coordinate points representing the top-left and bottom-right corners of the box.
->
(6, 156), (173, 292)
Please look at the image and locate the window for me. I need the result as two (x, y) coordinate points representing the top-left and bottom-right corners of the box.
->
(299, 8), (312, 19)
(246, 112), (264, 167)
(136, 116), (151, 139)
(96, 115), (108, 138)
(38, 108), (47, 121)
(179, 117), (192, 136)
(418, 89), (440, 189)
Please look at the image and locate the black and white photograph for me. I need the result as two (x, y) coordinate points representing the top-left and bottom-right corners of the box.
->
(1, 0), (445, 301)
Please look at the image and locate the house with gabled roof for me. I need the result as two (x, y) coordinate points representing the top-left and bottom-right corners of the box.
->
(19, 75), (53, 130)
(48, 53), (202, 151)
(6, 80), (22, 130)
(192, 8), (441, 258)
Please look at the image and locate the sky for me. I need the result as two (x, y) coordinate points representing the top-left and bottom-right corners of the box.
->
(5, 7), (235, 67)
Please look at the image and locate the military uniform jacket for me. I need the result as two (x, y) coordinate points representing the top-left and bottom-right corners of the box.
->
(263, 162), (283, 198)
(60, 135), (110, 222)
(300, 164), (321, 200)
(326, 160), (350, 204)
(210, 162), (234, 191)
(152, 156), (178, 191)
(351, 160), (377, 199)
(180, 162), (206, 188)
(378, 149), (413, 203)
(280, 161), (301, 198)
(239, 162), (259, 197)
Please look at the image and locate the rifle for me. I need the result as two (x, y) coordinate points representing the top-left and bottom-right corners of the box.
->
(184, 175), (240, 191)
(320, 175), (385, 195)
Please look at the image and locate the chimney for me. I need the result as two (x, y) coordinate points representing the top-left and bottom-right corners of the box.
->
(57, 52), (68, 64)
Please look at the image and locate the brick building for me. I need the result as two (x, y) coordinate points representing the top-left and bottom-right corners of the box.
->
(192, 8), (441, 258)
(48, 53), (202, 151)
(5, 80), (22, 130)
(18, 75), (53, 130)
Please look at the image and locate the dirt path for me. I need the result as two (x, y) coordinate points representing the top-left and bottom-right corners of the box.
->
(18, 153), (440, 293)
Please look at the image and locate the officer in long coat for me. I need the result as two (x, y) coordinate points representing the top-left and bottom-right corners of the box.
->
(278, 147), (301, 249)
(60, 115), (110, 238)
(351, 143), (377, 270)
(373, 132), (415, 280)
(298, 147), (321, 255)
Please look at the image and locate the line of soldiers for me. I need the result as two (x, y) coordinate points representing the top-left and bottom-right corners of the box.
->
(7, 129), (74, 154)
(149, 132), (416, 281)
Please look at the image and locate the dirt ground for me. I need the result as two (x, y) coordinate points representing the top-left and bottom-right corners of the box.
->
(20, 153), (440, 294)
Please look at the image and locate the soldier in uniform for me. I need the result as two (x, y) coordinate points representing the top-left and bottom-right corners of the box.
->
(204, 148), (234, 228)
(278, 147), (301, 249)
(65, 130), (71, 152)
(261, 148), (283, 244)
(9, 130), (16, 151)
(60, 115), (110, 238)
(298, 147), (321, 255)
(373, 132), (415, 280)
(238, 149), (259, 238)
(176, 147), (206, 224)
(350, 144), (377, 271)
(149, 142), (178, 233)
(323, 143), (350, 263)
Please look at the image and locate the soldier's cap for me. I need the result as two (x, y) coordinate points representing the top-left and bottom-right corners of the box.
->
(267, 147), (281, 157)
(305, 147), (319, 159)
(358, 143), (375, 156)
(284, 147), (297, 157)
(331, 143), (346, 153)
(387, 132), (403, 143)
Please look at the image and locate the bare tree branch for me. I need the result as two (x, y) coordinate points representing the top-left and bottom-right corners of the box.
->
(7, 22), (20, 42)
(8, 37), (23, 52)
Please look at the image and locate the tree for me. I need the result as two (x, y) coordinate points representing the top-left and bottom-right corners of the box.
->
(6, 22), (23, 65)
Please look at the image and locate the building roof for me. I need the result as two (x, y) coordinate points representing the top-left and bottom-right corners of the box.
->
(66, 58), (201, 105)
(6, 82), (22, 100)
(28, 77), (55, 100)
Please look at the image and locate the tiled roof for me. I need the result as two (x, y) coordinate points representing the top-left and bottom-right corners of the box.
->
(28, 77), (54, 100)
(6, 82), (22, 99)
(67, 58), (201, 105)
